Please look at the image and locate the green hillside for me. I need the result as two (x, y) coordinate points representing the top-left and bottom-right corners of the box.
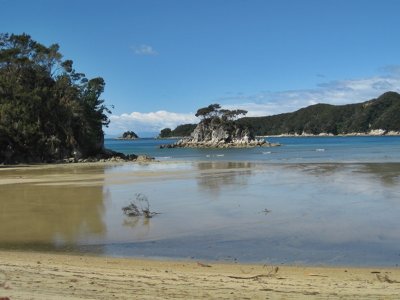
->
(159, 123), (197, 138)
(237, 91), (400, 136)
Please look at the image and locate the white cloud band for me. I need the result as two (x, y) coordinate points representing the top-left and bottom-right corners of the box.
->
(108, 111), (198, 135)
(219, 66), (400, 117)
(106, 65), (400, 135)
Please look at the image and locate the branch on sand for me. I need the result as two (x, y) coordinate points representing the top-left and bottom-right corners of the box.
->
(122, 193), (160, 218)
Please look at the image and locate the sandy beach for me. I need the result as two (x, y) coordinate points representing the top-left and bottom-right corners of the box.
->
(1, 162), (400, 298)
(1, 250), (400, 299)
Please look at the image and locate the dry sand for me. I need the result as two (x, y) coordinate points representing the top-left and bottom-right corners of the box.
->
(1, 251), (400, 299)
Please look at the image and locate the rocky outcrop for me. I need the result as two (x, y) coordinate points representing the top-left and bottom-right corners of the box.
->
(58, 151), (154, 164)
(161, 138), (277, 149)
(160, 118), (279, 149)
(0, 145), (154, 165)
(118, 131), (139, 140)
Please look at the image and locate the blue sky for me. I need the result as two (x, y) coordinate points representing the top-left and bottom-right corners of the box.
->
(2, 0), (400, 136)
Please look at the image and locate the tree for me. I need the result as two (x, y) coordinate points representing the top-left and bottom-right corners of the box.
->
(220, 109), (248, 121)
(0, 33), (111, 163)
(195, 103), (221, 119)
(159, 128), (172, 138)
(194, 103), (247, 123)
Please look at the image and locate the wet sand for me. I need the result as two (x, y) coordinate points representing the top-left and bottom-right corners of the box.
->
(1, 162), (400, 298)
(1, 250), (400, 299)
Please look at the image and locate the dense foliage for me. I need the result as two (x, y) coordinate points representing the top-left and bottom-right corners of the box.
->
(195, 103), (247, 121)
(159, 124), (197, 138)
(237, 92), (400, 135)
(171, 123), (198, 136)
(159, 128), (172, 138)
(0, 33), (110, 163)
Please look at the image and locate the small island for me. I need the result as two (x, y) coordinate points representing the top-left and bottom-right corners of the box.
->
(160, 104), (279, 148)
(118, 131), (139, 140)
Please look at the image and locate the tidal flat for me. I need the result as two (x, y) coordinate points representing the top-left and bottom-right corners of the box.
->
(1, 161), (400, 266)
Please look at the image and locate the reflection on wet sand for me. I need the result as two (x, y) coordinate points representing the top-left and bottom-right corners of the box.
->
(0, 166), (106, 250)
(122, 216), (151, 239)
(285, 163), (400, 187)
(1, 161), (400, 265)
(357, 163), (400, 186)
(285, 163), (345, 176)
(196, 162), (253, 194)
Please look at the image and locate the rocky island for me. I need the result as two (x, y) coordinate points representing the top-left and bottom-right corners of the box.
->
(118, 131), (139, 140)
(160, 104), (279, 149)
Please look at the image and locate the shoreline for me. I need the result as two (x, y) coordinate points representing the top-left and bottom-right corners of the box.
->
(1, 161), (400, 298)
(258, 130), (400, 138)
(1, 250), (400, 299)
(2, 159), (398, 171)
(2, 134), (400, 167)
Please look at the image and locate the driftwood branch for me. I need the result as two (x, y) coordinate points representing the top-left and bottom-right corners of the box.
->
(228, 274), (272, 280)
(122, 193), (160, 218)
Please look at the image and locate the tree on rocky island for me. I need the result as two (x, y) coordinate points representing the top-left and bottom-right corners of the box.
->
(0, 33), (112, 163)
(195, 103), (221, 120)
(194, 104), (248, 122)
(160, 104), (277, 148)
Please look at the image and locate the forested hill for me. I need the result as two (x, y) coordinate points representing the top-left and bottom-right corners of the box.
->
(0, 33), (110, 164)
(237, 91), (400, 136)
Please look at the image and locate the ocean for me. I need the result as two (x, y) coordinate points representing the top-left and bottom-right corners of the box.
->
(105, 136), (400, 163)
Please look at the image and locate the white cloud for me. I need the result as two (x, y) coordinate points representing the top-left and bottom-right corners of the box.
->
(108, 111), (198, 135)
(132, 44), (158, 56)
(218, 66), (400, 117)
(106, 65), (400, 135)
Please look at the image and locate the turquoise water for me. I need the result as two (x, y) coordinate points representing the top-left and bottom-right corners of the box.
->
(105, 136), (400, 163)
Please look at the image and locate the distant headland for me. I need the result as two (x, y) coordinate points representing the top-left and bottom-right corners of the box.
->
(159, 91), (400, 140)
(237, 91), (400, 136)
